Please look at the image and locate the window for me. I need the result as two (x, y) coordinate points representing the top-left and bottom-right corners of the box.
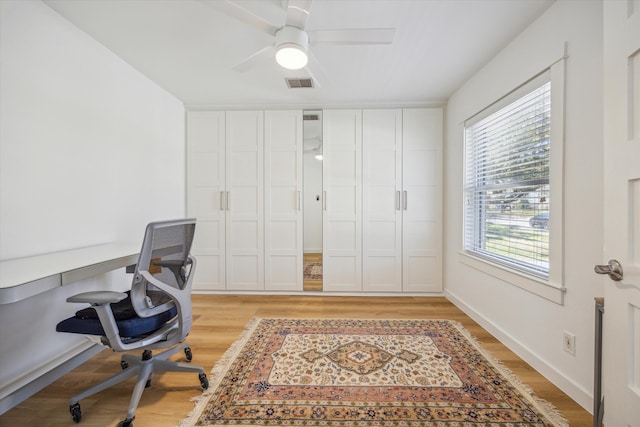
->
(464, 72), (551, 279)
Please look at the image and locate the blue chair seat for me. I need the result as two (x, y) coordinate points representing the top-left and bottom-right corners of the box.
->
(56, 306), (177, 338)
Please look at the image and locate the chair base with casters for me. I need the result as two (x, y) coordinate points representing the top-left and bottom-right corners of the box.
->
(65, 343), (208, 427)
(56, 219), (208, 427)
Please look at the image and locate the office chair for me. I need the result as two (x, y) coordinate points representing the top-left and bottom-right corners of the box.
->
(56, 219), (208, 427)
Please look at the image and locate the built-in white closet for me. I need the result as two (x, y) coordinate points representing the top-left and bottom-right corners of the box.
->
(186, 111), (225, 290)
(264, 110), (304, 291)
(322, 110), (363, 291)
(362, 109), (402, 292)
(187, 110), (266, 291)
(327, 108), (443, 293)
(187, 108), (441, 293)
(399, 109), (442, 292)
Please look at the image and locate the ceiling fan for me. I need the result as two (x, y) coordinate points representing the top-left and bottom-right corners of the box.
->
(208, 0), (395, 79)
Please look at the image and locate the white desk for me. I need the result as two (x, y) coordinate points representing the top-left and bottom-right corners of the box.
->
(0, 243), (140, 304)
(0, 243), (140, 414)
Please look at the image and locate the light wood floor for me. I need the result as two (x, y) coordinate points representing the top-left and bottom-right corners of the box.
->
(0, 295), (592, 427)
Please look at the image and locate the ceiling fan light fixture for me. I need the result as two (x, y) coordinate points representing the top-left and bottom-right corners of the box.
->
(276, 44), (308, 69)
(275, 26), (309, 70)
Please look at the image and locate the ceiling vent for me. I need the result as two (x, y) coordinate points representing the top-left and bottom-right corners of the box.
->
(285, 77), (314, 89)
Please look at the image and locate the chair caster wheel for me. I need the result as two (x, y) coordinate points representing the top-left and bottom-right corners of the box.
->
(117, 416), (134, 427)
(70, 402), (82, 423)
(199, 373), (209, 390)
(184, 347), (193, 362)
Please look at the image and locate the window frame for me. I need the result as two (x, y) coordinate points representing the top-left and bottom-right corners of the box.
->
(460, 61), (566, 304)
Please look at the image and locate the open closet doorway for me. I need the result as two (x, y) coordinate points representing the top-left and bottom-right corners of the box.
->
(303, 110), (323, 291)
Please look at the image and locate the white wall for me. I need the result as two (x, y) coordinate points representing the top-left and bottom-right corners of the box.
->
(445, 0), (603, 411)
(0, 0), (185, 396)
(0, 0), (186, 260)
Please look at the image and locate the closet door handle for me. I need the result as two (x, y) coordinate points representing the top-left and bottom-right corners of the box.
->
(396, 191), (401, 210)
(226, 191), (231, 211)
(323, 191), (327, 211)
(403, 191), (408, 210)
(297, 190), (301, 211)
(219, 191), (225, 211)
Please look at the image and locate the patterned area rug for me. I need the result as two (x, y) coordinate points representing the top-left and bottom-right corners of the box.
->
(303, 262), (322, 280)
(181, 318), (567, 427)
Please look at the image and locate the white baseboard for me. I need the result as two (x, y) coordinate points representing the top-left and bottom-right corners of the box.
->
(445, 289), (593, 413)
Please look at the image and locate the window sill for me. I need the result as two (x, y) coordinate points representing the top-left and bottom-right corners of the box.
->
(458, 251), (565, 305)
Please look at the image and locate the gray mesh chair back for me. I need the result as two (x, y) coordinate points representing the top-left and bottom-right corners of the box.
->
(130, 219), (196, 345)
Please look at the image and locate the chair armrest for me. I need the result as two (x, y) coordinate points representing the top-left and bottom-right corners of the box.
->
(67, 291), (128, 306)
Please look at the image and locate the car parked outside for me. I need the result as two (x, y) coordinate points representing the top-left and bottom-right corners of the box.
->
(529, 212), (549, 229)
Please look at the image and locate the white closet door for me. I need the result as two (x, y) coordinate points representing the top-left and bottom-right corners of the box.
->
(187, 111), (226, 290)
(225, 111), (264, 291)
(402, 108), (443, 292)
(264, 110), (303, 291)
(323, 110), (362, 292)
(362, 109), (403, 292)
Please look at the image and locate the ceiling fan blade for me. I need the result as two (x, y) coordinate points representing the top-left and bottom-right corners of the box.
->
(304, 50), (328, 88)
(285, 0), (312, 30)
(309, 28), (396, 45)
(204, 0), (279, 35)
(232, 45), (275, 73)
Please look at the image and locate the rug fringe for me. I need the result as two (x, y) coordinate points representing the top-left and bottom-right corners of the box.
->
(175, 317), (263, 427)
(450, 320), (570, 427)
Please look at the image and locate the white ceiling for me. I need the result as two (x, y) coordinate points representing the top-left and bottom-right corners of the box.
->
(43, 0), (554, 109)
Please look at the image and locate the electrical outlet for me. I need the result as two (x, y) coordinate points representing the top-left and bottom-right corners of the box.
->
(563, 331), (576, 356)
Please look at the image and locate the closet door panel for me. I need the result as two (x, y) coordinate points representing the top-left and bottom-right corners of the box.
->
(264, 110), (303, 291)
(325, 257), (359, 287)
(187, 111), (226, 291)
(231, 152), (259, 184)
(269, 257), (298, 287)
(325, 220), (357, 252)
(228, 187), (260, 218)
(368, 221), (398, 249)
(326, 153), (357, 183)
(402, 108), (442, 292)
(326, 187), (357, 216)
(363, 109), (402, 292)
(226, 111), (264, 291)
(407, 257), (440, 287)
(368, 258), (398, 287)
(231, 255), (261, 286)
(230, 221), (258, 249)
(191, 153), (220, 187)
(323, 110), (362, 292)
(270, 221), (297, 249)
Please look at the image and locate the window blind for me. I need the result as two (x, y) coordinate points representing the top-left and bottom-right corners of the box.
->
(464, 76), (551, 278)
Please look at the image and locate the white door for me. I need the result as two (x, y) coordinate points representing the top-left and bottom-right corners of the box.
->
(264, 110), (303, 291)
(186, 111), (226, 291)
(323, 109), (362, 292)
(225, 111), (264, 291)
(362, 109), (402, 292)
(600, 1), (640, 426)
(402, 108), (443, 292)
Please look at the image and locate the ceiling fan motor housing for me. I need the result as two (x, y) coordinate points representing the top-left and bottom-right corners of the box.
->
(276, 25), (309, 53)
